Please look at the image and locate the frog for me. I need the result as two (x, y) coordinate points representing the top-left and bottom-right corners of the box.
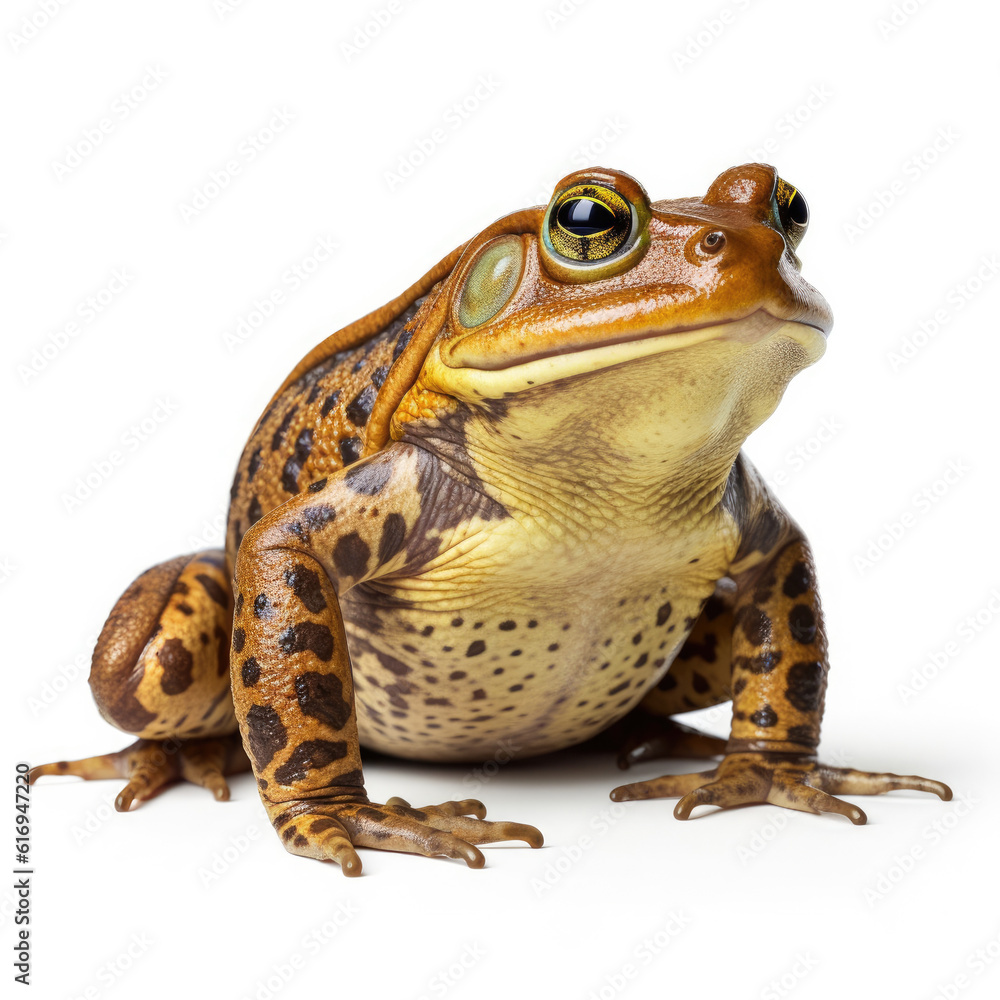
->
(31, 163), (951, 876)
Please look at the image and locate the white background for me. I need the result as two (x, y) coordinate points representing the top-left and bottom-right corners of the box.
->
(3, 1), (999, 997)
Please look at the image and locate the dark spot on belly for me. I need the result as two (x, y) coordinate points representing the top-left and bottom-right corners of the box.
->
(472, 689), (486, 700)
(254, 594), (275, 619)
(196, 573), (229, 608)
(346, 384), (377, 426)
(421, 625), (434, 636)
(383, 682), (412, 709)
(333, 532), (370, 580)
(246, 704), (288, 769)
(509, 684), (523, 692)
(295, 671), (351, 729)
(377, 512), (406, 565)
(425, 697), (451, 706)
(631, 633), (642, 645)
(493, 667), (504, 675)
(278, 622), (335, 661)
(548, 642), (559, 652)
(340, 437), (362, 466)
(656, 602), (672, 626)
(451, 617), (464, 627)
(274, 739), (348, 785)
(271, 406), (299, 451)
(510, 649), (522, 657)
(320, 391), (341, 418)
(378, 650), (412, 676)
(527, 620), (538, 628)
(788, 605), (817, 644)
(499, 620), (516, 630)
(308, 478), (328, 493)
(285, 563), (327, 613)
(633, 652), (648, 668)
(736, 606), (771, 646)
(241, 657), (260, 686)
(783, 561), (811, 599)
(158, 638), (194, 694)
(608, 680), (630, 695)
(750, 705), (778, 728)
(177, 602), (193, 615)
(466, 640), (486, 657)
(785, 660), (825, 712)
(449, 671), (466, 680)
(232, 627), (246, 653)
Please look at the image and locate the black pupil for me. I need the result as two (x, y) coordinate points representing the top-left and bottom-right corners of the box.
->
(789, 191), (809, 226)
(556, 198), (616, 235)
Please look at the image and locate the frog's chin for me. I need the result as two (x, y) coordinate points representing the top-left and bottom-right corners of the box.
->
(429, 311), (827, 400)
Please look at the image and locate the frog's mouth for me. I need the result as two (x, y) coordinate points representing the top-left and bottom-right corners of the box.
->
(433, 310), (827, 398)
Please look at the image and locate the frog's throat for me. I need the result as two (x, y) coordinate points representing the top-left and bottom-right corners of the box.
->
(425, 311), (826, 400)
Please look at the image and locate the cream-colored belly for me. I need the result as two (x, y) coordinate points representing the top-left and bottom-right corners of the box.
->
(344, 513), (727, 762)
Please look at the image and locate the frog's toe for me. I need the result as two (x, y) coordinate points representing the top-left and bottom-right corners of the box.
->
(765, 774), (867, 825)
(814, 766), (953, 801)
(610, 769), (716, 802)
(30, 735), (248, 810)
(274, 798), (542, 874)
(280, 814), (363, 875)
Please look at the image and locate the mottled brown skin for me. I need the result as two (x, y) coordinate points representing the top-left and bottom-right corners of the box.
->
(33, 164), (951, 874)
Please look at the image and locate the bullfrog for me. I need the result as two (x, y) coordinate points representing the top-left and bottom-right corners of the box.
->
(32, 163), (951, 876)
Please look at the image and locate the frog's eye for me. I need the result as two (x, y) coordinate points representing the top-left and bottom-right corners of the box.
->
(541, 177), (651, 283)
(775, 177), (809, 250)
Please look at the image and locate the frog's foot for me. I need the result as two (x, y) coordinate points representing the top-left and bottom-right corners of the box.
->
(609, 752), (953, 824)
(614, 716), (728, 770)
(269, 794), (544, 876)
(29, 735), (250, 811)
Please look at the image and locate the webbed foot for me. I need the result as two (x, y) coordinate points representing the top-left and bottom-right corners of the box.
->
(268, 794), (543, 876)
(29, 734), (249, 811)
(610, 751), (953, 824)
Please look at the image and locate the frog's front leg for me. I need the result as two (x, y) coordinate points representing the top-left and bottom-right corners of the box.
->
(233, 446), (542, 874)
(612, 520), (952, 822)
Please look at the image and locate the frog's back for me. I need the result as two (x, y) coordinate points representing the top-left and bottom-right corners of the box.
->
(225, 298), (424, 564)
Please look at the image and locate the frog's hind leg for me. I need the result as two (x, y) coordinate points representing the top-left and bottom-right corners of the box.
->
(612, 580), (735, 769)
(30, 550), (250, 809)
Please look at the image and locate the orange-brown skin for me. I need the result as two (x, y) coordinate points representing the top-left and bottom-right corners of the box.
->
(32, 164), (951, 875)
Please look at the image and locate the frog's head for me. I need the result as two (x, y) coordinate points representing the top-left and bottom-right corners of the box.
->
(382, 165), (832, 482)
